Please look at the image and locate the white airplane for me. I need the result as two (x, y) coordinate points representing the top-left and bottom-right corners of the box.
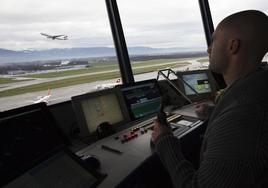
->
(40, 33), (68, 40)
(29, 89), (52, 104)
(96, 79), (121, 90)
(183, 61), (208, 71)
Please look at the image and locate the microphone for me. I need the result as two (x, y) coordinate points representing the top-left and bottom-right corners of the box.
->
(150, 100), (169, 151)
(157, 103), (169, 126)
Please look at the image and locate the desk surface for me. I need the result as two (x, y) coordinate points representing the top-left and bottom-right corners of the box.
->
(76, 113), (203, 188)
(76, 127), (152, 187)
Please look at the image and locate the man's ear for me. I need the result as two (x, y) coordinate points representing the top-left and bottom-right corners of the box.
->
(228, 39), (240, 54)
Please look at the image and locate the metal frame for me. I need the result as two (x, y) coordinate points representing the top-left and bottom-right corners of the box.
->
(156, 69), (194, 104)
(105, 0), (134, 84)
(198, 0), (214, 47)
(106, 0), (226, 88)
(198, 0), (226, 89)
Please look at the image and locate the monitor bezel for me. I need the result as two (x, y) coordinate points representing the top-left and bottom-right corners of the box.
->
(0, 102), (71, 187)
(3, 148), (106, 188)
(176, 69), (218, 101)
(119, 79), (162, 121)
(71, 87), (130, 138)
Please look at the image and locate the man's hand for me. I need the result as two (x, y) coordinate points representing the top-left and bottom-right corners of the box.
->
(195, 102), (209, 119)
(151, 120), (172, 142)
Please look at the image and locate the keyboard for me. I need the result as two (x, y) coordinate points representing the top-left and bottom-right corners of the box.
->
(172, 125), (190, 137)
(172, 100), (214, 118)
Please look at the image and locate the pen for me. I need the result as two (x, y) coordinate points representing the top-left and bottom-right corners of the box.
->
(101, 145), (123, 155)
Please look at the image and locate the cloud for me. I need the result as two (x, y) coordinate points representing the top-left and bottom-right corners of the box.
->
(209, 0), (268, 26)
(0, 0), (267, 51)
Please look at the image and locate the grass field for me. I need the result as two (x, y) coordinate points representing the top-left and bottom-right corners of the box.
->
(0, 77), (33, 84)
(197, 58), (209, 63)
(24, 59), (188, 79)
(0, 71), (120, 97)
(0, 59), (191, 97)
(132, 62), (189, 74)
(24, 66), (119, 78)
(131, 59), (186, 66)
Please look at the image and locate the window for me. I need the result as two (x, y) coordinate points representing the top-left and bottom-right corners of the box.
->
(0, 0), (121, 111)
(209, 0), (268, 62)
(209, 0), (268, 26)
(117, 0), (209, 82)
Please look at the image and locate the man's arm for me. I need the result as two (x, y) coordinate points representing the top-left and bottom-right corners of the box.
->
(195, 102), (215, 120)
(153, 103), (265, 188)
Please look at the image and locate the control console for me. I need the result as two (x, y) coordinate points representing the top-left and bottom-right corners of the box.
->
(114, 113), (201, 144)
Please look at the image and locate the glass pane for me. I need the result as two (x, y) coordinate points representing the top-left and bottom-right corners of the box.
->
(117, 0), (209, 82)
(0, 0), (121, 111)
(209, 0), (268, 62)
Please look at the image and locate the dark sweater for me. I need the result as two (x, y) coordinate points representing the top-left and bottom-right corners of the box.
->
(155, 67), (268, 188)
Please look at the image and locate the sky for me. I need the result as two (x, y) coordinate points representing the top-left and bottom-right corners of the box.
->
(0, 0), (267, 51)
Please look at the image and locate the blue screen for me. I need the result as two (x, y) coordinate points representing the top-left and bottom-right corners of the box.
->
(182, 73), (212, 95)
(122, 82), (161, 119)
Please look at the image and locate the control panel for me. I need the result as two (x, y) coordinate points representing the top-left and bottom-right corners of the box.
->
(113, 114), (202, 144)
(76, 112), (203, 188)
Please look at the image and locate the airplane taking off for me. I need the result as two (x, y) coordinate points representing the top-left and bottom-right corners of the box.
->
(40, 33), (68, 40)
(29, 89), (52, 104)
(96, 79), (121, 90)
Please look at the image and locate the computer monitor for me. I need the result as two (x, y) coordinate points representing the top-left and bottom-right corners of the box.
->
(177, 69), (218, 101)
(4, 149), (106, 188)
(0, 103), (69, 186)
(71, 88), (130, 138)
(120, 79), (162, 120)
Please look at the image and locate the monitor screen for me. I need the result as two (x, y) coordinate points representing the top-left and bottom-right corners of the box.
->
(176, 69), (218, 102)
(182, 72), (212, 95)
(4, 150), (103, 188)
(72, 88), (130, 137)
(0, 103), (67, 186)
(121, 80), (162, 120)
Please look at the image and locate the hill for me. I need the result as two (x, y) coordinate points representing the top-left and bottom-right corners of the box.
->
(0, 47), (205, 64)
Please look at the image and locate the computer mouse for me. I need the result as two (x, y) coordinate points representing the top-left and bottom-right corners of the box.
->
(82, 155), (101, 170)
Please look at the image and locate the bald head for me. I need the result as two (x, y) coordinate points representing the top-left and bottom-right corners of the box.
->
(218, 10), (268, 63)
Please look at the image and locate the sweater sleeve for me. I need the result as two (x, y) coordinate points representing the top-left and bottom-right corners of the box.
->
(204, 105), (215, 119)
(155, 103), (265, 188)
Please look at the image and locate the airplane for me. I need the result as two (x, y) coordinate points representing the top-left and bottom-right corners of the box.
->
(29, 89), (52, 104)
(95, 78), (121, 90)
(40, 33), (68, 40)
(183, 61), (208, 71)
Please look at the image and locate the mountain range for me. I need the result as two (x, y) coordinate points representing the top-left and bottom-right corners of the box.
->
(0, 47), (203, 64)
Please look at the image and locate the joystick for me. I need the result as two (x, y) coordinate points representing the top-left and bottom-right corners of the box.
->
(150, 103), (169, 151)
(157, 104), (168, 126)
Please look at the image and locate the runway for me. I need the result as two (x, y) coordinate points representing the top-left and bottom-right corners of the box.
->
(0, 59), (208, 111)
